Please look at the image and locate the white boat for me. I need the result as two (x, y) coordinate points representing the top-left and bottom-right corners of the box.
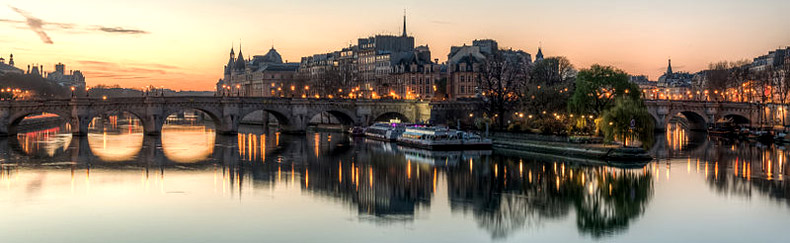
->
(396, 126), (492, 150)
(364, 122), (406, 141)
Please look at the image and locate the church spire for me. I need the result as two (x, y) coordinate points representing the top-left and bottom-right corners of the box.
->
(230, 43), (235, 60)
(8, 53), (14, 66)
(402, 10), (407, 37)
(666, 58), (673, 74)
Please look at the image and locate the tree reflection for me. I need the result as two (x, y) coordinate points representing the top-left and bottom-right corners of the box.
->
(446, 156), (653, 239)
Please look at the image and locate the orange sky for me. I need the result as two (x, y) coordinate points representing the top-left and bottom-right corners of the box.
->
(2, 0), (789, 91)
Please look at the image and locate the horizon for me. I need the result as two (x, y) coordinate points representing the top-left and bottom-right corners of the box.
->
(2, 0), (789, 91)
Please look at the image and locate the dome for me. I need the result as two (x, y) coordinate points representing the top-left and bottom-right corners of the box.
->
(260, 47), (283, 64)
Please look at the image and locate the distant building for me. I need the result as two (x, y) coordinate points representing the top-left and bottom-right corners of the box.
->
(535, 47), (544, 61)
(658, 59), (694, 88)
(0, 53), (22, 75)
(446, 39), (531, 100)
(218, 46), (300, 97)
(751, 47), (788, 72)
(384, 45), (441, 99)
(47, 63), (86, 88)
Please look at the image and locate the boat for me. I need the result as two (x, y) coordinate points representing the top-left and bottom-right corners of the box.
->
(396, 126), (492, 150)
(364, 122), (406, 141)
(347, 126), (365, 137)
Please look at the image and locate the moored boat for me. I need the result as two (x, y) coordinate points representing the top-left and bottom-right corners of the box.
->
(396, 126), (492, 150)
(364, 122), (406, 141)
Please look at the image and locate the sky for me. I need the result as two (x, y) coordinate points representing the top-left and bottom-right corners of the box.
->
(1, 0), (789, 91)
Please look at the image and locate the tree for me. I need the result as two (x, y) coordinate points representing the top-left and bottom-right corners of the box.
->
(0, 73), (69, 98)
(776, 63), (790, 128)
(705, 61), (732, 99)
(599, 98), (655, 148)
(523, 56), (576, 117)
(478, 52), (529, 129)
(567, 65), (640, 117)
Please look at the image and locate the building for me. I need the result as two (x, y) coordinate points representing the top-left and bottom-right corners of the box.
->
(658, 59), (694, 88)
(384, 45), (441, 99)
(218, 46), (300, 97)
(751, 47), (788, 72)
(0, 53), (22, 75)
(296, 14), (420, 98)
(445, 39), (531, 100)
(47, 63), (86, 88)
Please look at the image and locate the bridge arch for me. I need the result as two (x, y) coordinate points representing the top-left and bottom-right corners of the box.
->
(7, 109), (72, 135)
(87, 109), (147, 129)
(306, 109), (358, 126)
(721, 113), (751, 126)
(669, 110), (708, 131)
(238, 108), (292, 127)
(161, 107), (223, 128)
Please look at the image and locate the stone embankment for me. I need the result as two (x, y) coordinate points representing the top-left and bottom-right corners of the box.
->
(489, 132), (653, 165)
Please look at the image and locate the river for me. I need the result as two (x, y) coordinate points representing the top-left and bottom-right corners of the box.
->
(0, 118), (788, 242)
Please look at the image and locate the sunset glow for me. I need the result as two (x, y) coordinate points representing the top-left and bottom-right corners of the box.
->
(2, 0), (789, 90)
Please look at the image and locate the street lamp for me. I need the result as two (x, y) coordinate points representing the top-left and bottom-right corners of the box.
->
(70, 86), (75, 97)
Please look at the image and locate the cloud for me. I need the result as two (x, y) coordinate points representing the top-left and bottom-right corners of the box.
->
(9, 6), (53, 44)
(430, 20), (455, 25)
(4, 6), (150, 44)
(97, 27), (148, 34)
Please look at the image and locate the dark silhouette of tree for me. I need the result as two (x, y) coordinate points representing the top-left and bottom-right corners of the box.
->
(478, 52), (529, 129)
(0, 73), (69, 98)
(523, 56), (576, 117)
(705, 62), (732, 99)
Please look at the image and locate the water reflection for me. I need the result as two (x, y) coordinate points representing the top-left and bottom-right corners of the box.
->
(1, 120), (789, 242)
(88, 114), (143, 162)
(652, 122), (790, 207)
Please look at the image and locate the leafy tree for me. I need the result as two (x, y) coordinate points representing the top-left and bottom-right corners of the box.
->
(568, 65), (640, 117)
(599, 98), (655, 148)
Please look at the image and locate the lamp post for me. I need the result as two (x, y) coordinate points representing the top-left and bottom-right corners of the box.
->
(70, 86), (75, 97)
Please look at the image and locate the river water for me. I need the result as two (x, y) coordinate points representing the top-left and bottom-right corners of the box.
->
(0, 119), (788, 243)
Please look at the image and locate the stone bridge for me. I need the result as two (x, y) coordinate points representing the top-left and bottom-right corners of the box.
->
(644, 100), (774, 131)
(0, 97), (431, 136)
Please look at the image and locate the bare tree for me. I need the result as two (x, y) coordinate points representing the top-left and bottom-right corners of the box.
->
(705, 62), (731, 101)
(780, 63), (790, 128)
(478, 53), (529, 129)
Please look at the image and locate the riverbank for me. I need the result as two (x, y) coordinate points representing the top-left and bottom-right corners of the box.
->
(489, 132), (653, 163)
